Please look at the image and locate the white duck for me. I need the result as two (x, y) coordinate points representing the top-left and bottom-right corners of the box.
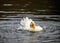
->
(17, 17), (43, 32)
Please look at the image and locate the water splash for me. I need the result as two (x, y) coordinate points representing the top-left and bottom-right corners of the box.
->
(17, 17), (43, 32)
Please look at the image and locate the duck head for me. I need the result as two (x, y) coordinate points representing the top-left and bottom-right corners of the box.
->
(30, 21), (36, 29)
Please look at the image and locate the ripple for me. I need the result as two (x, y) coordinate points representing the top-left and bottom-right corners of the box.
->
(0, 15), (60, 43)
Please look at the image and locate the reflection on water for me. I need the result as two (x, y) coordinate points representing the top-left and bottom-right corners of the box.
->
(0, 14), (60, 43)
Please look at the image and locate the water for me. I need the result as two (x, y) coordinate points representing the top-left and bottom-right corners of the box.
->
(0, 14), (60, 43)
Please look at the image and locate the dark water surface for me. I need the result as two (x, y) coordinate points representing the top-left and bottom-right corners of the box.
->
(0, 14), (60, 43)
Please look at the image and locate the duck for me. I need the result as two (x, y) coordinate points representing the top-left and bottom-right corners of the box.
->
(17, 17), (43, 32)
